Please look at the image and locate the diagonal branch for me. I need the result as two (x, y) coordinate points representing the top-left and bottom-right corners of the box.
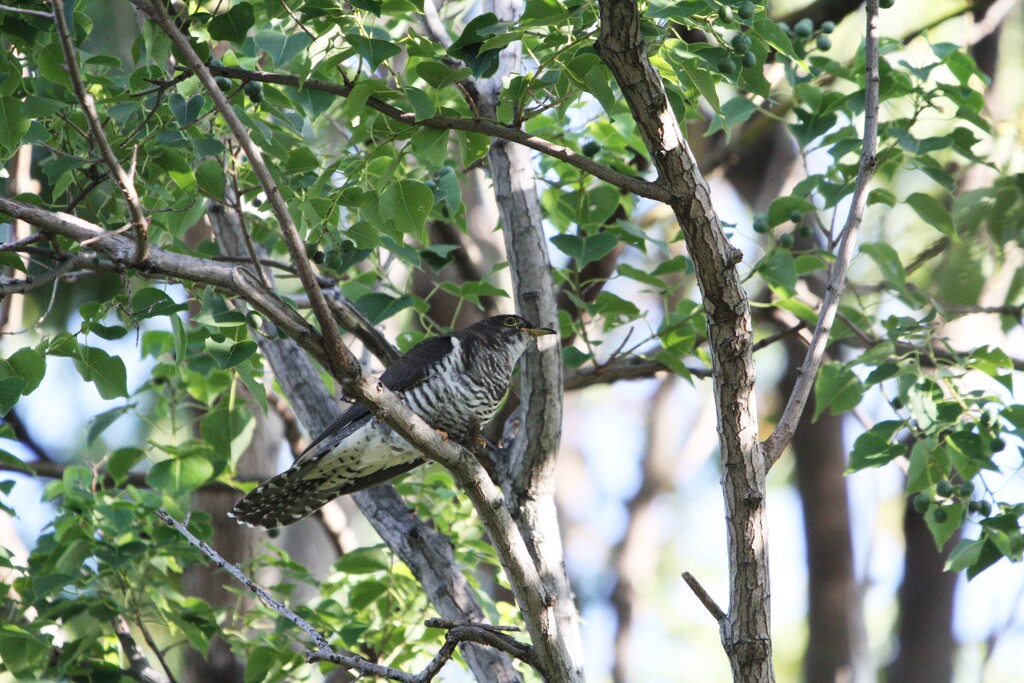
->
(51, 0), (149, 263)
(155, 510), (536, 683)
(132, 0), (356, 387)
(763, 0), (882, 467)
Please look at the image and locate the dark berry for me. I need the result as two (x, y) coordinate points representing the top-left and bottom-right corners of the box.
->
(816, 35), (832, 51)
(913, 494), (930, 514)
(932, 507), (948, 523)
(731, 34), (752, 54)
(753, 213), (769, 233)
(720, 6), (734, 23)
(215, 76), (233, 91)
(794, 18), (814, 38)
(936, 480), (955, 497)
(718, 59), (737, 75)
(779, 232), (795, 248)
(741, 51), (758, 68)
(581, 140), (601, 157)
(738, 2), (756, 20)
(821, 21), (836, 34)
(990, 437), (1006, 452)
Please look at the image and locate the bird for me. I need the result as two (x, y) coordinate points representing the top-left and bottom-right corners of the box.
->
(229, 314), (556, 528)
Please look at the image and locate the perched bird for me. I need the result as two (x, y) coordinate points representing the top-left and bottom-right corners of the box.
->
(229, 314), (556, 528)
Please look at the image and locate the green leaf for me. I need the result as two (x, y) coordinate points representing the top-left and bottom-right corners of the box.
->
(813, 362), (864, 420)
(206, 339), (258, 370)
(848, 420), (905, 470)
(0, 97), (29, 159)
(132, 288), (187, 319)
(7, 348), (45, 394)
(584, 65), (617, 118)
(346, 34), (401, 70)
(721, 96), (759, 128)
(925, 502), (965, 551)
(254, 30), (313, 68)
(0, 377), (26, 416)
(758, 249), (797, 296)
(0, 448), (31, 474)
(551, 233), (618, 267)
(146, 456), (214, 495)
(906, 192), (955, 236)
(87, 405), (133, 445)
(349, 579), (388, 610)
(416, 62), (472, 89)
(447, 13), (508, 78)
(336, 545), (390, 573)
(406, 87), (436, 121)
(107, 447), (145, 485)
(355, 293), (414, 325)
(379, 180), (434, 242)
(208, 3), (255, 43)
(679, 59), (721, 113)
(860, 242), (906, 290)
(767, 196), (815, 227)
(168, 93), (205, 127)
(75, 348), (129, 399)
(195, 158), (225, 198)
(945, 538), (986, 573)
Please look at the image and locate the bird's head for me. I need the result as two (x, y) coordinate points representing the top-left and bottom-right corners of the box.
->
(478, 314), (556, 340)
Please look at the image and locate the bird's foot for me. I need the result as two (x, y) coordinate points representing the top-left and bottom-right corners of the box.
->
(434, 429), (450, 441)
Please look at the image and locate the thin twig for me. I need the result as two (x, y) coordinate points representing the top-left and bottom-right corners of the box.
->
(154, 509), (331, 650)
(0, 3), (53, 16)
(51, 0), (150, 263)
(155, 510), (537, 682)
(763, 0), (882, 467)
(196, 64), (668, 203)
(0, 232), (46, 252)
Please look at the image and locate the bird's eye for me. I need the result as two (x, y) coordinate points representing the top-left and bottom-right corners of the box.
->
(503, 316), (519, 327)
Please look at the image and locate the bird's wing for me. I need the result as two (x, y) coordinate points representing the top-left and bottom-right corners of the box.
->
(291, 334), (456, 468)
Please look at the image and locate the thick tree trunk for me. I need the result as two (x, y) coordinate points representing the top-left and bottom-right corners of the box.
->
(887, 501), (958, 683)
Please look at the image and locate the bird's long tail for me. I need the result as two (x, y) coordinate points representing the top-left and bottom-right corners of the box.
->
(229, 459), (424, 529)
(228, 467), (335, 528)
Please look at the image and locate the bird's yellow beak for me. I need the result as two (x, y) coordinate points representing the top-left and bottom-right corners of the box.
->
(524, 326), (557, 337)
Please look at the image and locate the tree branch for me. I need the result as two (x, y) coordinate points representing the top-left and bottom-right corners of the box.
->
(194, 64), (669, 203)
(133, 0), (357, 388)
(112, 615), (172, 683)
(763, 0), (882, 467)
(155, 510), (536, 683)
(52, 0), (149, 262)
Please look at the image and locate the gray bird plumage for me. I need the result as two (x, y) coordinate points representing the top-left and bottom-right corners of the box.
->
(229, 315), (555, 528)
